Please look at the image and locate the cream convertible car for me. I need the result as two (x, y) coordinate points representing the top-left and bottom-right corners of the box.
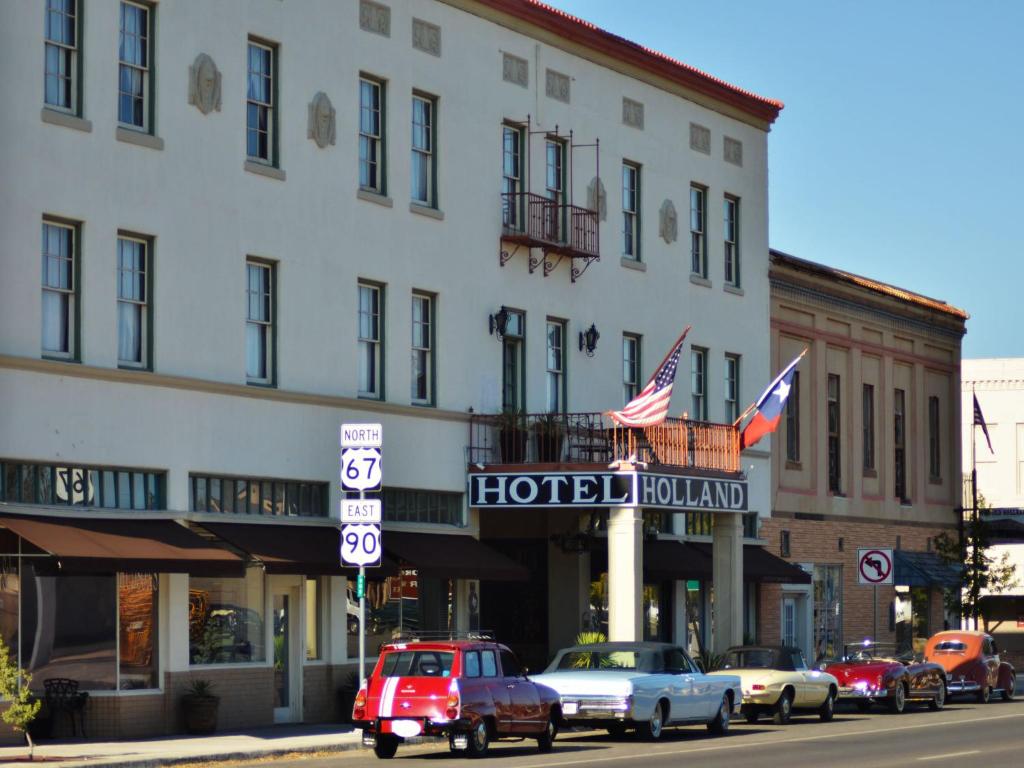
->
(709, 646), (839, 724)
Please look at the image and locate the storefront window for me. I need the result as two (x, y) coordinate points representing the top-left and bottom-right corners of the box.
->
(813, 564), (842, 662)
(588, 575), (667, 642)
(353, 571), (453, 658)
(118, 573), (158, 689)
(643, 584), (662, 641)
(189, 570), (266, 664)
(305, 577), (321, 661)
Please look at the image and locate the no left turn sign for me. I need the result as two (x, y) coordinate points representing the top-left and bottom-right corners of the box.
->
(858, 548), (894, 585)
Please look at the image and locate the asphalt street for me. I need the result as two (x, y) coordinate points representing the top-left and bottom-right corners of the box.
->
(236, 699), (1024, 768)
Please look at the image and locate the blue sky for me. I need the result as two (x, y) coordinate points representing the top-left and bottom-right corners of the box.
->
(548, 0), (1023, 359)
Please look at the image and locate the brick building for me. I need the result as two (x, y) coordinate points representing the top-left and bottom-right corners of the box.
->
(757, 251), (967, 663)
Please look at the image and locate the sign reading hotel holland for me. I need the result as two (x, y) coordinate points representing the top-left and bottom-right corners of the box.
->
(469, 470), (747, 512)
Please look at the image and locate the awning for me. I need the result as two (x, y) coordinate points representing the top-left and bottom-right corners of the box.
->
(384, 532), (529, 581)
(894, 550), (961, 588)
(0, 513), (244, 576)
(199, 521), (397, 576)
(683, 543), (812, 584)
(590, 539), (712, 581)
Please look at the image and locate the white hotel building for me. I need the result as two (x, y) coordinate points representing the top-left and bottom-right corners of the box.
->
(0, 0), (796, 737)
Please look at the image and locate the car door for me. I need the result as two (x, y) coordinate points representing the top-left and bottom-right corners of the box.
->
(500, 648), (541, 733)
(662, 648), (699, 720)
(790, 650), (817, 706)
(982, 636), (999, 689)
(480, 649), (512, 732)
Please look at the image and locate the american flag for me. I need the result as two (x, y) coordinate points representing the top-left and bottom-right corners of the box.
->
(973, 393), (994, 454)
(609, 327), (690, 428)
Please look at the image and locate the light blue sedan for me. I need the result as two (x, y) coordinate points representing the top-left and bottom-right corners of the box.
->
(531, 642), (742, 740)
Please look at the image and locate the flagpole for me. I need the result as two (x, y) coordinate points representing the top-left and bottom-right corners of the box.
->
(732, 347), (808, 428)
(970, 385), (979, 630)
(649, 325), (690, 385)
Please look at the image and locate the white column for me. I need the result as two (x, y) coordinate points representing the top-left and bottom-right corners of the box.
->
(607, 505), (643, 641)
(672, 580), (688, 648)
(712, 511), (744, 652)
(166, 573), (191, 671)
(328, 576), (350, 664)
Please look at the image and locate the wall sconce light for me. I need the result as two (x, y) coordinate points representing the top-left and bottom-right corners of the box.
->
(578, 324), (600, 357)
(489, 306), (510, 338)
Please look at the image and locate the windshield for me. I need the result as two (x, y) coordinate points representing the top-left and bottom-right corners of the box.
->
(843, 643), (898, 662)
(933, 641), (967, 653)
(380, 650), (454, 678)
(723, 649), (775, 669)
(554, 650), (653, 671)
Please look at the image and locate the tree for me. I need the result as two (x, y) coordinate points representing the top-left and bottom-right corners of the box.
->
(934, 494), (1019, 627)
(0, 634), (41, 759)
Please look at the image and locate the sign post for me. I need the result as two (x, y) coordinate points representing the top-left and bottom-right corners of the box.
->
(858, 548), (894, 641)
(341, 424), (383, 686)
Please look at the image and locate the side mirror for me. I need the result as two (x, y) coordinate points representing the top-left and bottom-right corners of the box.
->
(521, 666), (529, 678)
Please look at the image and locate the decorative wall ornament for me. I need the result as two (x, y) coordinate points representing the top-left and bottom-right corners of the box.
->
(359, 0), (390, 37)
(689, 123), (711, 154)
(188, 53), (221, 115)
(412, 18), (441, 56)
(502, 52), (528, 87)
(724, 136), (743, 166)
(545, 69), (570, 103)
(307, 92), (336, 149)
(659, 199), (678, 244)
(622, 97), (644, 129)
(587, 177), (607, 221)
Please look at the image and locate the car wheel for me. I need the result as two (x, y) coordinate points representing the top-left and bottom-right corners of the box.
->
(929, 682), (946, 711)
(466, 720), (490, 759)
(606, 723), (628, 738)
(855, 700), (872, 713)
(887, 683), (907, 714)
(1002, 675), (1016, 702)
(977, 685), (990, 704)
(373, 734), (399, 760)
(744, 708), (759, 724)
(819, 689), (836, 722)
(537, 715), (558, 753)
(636, 701), (665, 740)
(772, 690), (793, 725)
(707, 695), (731, 735)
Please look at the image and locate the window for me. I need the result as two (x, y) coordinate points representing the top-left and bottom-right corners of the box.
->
(246, 40), (275, 163)
(501, 310), (525, 411)
(1, 459), (164, 509)
(41, 219), (77, 359)
(724, 354), (740, 423)
(246, 260), (274, 385)
(411, 94), (435, 206)
(411, 292), (433, 405)
(501, 124), (524, 230)
(813, 564), (842, 662)
(928, 396), (941, 480)
(690, 185), (706, 277)
(499, 649), (522, 677)
(383, 487), (464, 527)
(723, 196), (739, 286)
(691, 348), (707, 420)
(481, 649), (498, 677)
(863, 384), (876, 472)
(780, 530), (791, 558)
(464, 651), (481, 677)
(118, 573), (159, 688)
(828, 374), (841, 493)
(358, 283), (383, 398)
(118, 1), (151, 130)
(189, 473), (328, 516)
(544, 139), (565, 241)
(359, 77), (385, 193)
(895, 388), (907, 500)
(623, 334), (641, 404)
(44, 0), (79, 112)
(786, 371), (800, 462)
(117, 235), (149, 368)
(622, 162), (640, 259)
(189, 571), (266, 664)
(546, 319), (565, 413)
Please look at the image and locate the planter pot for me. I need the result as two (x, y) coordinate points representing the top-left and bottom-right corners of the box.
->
(499, 427), (527, 463)
(534, 432), (564, 463)
(182, 694), (220, 735)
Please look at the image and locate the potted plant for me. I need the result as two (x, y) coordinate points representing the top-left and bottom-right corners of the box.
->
(337, 668), (360, 723)
(0, 634), (41, 759)
(495, 408), (527, 463)
(181, 679), (220, 735)
(533, 413), (564, 463)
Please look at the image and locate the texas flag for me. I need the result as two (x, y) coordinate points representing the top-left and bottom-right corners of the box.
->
(740, 352), (806, 450)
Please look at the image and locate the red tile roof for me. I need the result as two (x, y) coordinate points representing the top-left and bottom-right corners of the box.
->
(472, 0), (784, 123)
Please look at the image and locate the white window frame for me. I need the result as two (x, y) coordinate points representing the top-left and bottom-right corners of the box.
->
(44, 0), (79, 113)
(623, 333), (641, 404)
(41, 219), (76, 360)
(411, 292), (433, 405)
(118, 0), (151, 131)
(724, 195), (739, 287)
(117, 234), (149, 369)
(691, 347), (707, 420)
(411, 93), (435, 206)
(725, 353), (739, 423)
(690, 185), (706, 277)
(622, 162), (640, 259)
(247, 40), (275, 163)
(545, 319), (565, 413)
(246, 260), (273, 385)
(359, 77), (384, 193)
(358, 282), (383, 399)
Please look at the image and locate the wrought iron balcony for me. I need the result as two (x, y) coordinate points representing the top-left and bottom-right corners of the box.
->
(500, 192), (599, 281)
(468, 412), (740, 474)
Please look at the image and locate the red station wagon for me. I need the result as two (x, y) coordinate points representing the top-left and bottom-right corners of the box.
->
(352, 639), (561, 759)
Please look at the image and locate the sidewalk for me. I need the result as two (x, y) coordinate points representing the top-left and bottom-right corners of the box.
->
(0, 724), (365, 768)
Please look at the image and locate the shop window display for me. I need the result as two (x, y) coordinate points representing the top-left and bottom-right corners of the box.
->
(189, 570), (265, 664)
(351, 570), (453, 658)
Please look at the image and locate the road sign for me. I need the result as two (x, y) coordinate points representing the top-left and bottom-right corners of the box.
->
(341, 423), (383, 448)
(858, 548), (894, 585)
(340, 523), (382, 567)
(341, 498), (382, 524)
(341, 447), (383, 491)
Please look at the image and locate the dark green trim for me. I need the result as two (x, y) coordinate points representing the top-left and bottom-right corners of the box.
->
(379, 78), (388, 197)
(410, 290), (437, 408)
(76, 0), (85, 117)
(146, 236), (154, 371)
(245, 257), (277, 388)
(272, 40), (280, 167)
(358, 279), (386, 401)
(73, 219), (82, 362)
(146, 0), (155, 135)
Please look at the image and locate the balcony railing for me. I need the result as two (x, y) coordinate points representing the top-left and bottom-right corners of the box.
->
(468, 412), (740, 474)
(501, 192), (599, 260)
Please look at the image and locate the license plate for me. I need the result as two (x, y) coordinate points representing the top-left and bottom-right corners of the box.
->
(562, 702), (579, 715)
(390, 719), (423, 738)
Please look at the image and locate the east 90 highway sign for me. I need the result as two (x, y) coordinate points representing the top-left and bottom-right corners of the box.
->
(340, 523), (381, 567)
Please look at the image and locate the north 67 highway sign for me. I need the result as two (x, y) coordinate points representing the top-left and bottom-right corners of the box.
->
(341, 447), (382, 491)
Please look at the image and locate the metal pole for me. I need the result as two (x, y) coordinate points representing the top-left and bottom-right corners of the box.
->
(873, 585), (877, 641)
(970, 385), (979, 630)
(358, 486), (366, 684)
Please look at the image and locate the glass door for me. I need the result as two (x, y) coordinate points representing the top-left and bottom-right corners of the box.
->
(271, 578), (302, 723)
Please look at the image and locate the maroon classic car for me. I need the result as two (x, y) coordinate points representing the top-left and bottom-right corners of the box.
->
(824, 642), (947, 713)
(352, 639), (561, 759)
(924, 630), (1016, 703)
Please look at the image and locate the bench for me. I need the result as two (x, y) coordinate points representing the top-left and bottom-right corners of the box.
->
(43, 678), (89, 738)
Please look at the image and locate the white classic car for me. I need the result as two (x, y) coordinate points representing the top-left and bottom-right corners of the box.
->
(530, 642), (742, 740)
